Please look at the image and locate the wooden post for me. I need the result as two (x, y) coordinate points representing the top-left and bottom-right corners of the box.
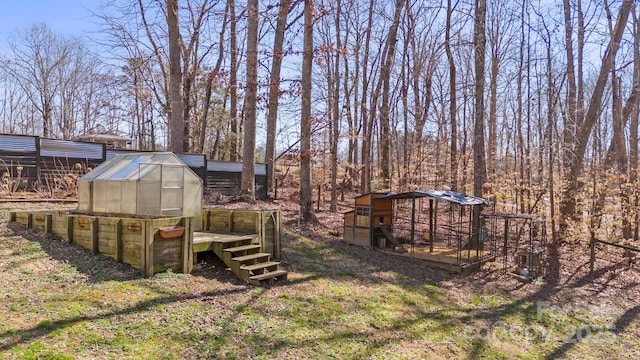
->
(589, 231), (595, 274)
(115, 219), (123, 263)
(145, 221), (158, 277)
(44, 214), (52, 234)
(141, 221), (146, 274)
(503, 218), (509, 271)
(91, 217), (99, 254)
(429, 199), (434, 253)
(182, 217), (192, 274)
(66, 215), (73, 243)
(202, 208), (210, 231)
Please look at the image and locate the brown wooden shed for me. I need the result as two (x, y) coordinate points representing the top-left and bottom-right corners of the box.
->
(343, 192), (393, 247)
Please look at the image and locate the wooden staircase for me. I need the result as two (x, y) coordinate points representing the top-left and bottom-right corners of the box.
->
(193, 232), (288, 285)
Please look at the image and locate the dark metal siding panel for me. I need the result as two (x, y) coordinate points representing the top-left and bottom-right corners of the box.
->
(255, 163), (267, 176)
(0, 134), (38, 152)
(0, 151), (38, 186)
(177, 153), (206, 167)
(207, 160), (243, 172)
(40, 138), (105, 159)
(205, 171), (239, 197)
(255, 175), (267, 199)
(205, 171), (267, 199)
(207, 160), (267, 176)
(0, 134), (39, 188)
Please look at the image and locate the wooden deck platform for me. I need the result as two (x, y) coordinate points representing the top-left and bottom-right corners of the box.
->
(381, 245), (494, 274)
(192, 232), (256, 253)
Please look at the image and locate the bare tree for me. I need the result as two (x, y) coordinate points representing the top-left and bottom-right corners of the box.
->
(445, 0), (458, 191)
(473, 0), (487, 198)
(378, 0), (404, 189)
(241, 0), (259, 202)
(559, 0), (633, 229)
(5, 24), (71, 138)
(300, 0), (318, 222)
(266, 0), (294, 196)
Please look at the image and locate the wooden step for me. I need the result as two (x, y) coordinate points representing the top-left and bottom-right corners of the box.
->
(240, 261), (280, 273)
(231, 252), (271, 265)
(249, 270), (288, 285)
(192, 232), (254, 253)
(193, 232), (255, 244)
(223, 244), (262, 254)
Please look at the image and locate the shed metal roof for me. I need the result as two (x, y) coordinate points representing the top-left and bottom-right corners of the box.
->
(382, 190), (491, 206)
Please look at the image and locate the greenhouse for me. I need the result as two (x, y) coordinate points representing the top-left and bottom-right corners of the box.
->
(77, 152), (203, 230)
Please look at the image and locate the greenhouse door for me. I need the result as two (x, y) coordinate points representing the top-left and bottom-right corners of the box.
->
(161, 164), (184, 217)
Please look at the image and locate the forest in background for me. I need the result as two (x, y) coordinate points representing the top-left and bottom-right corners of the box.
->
(0, 0), (639, 246)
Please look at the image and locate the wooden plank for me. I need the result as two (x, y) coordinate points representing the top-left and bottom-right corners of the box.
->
(121, 219), (144, 268)
(32, 213), (49, 232)
(193, 232), (255, 244)
(51, 213), (72, 242)
(183, 217), (192, 274)
(144, 220), (153, 277)
(206, 209), (233, 233)
(249, 270), (288, 282)
(97, 217), (120, 260)
(201, 209), (210, 231)
(44, 214), (52, 233)
(116, 218), (122, 262)
(72, 216), (96, 250)
(91, 217), (99, 254)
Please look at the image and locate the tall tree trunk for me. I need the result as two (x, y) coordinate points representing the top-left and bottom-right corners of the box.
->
(300, 0), (317, 222)
(199, 1), (228, 154)
(167, 0), (184, 153)
(378, 0), (403, 190)
(470, 0), (487, 250)
(266, 0), (292, 197)
(630, 10), (640, 241)
(359, 0), (375, 193)
(330, 1), (341, 212)
(562, 0), (578, 172)
(229, 0), (239, 161)
(473, 0), (487, 198)
(559, 0), (633, 230)
(241, 0), (258, 202)
(445, 0), (458, 192)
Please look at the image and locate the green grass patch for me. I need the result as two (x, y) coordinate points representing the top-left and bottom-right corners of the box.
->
(1, 214), (638, 359)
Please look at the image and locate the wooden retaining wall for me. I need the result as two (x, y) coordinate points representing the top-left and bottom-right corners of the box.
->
(201, 208), (282, 258)
(10, 211), (193, 276)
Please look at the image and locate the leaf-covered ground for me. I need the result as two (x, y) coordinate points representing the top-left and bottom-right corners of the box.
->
(0, 200), (639, 359)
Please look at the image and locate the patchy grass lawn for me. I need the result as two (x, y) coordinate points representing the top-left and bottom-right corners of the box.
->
(0, 202), (639, 359)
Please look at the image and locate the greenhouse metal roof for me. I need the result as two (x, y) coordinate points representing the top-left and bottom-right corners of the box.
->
(82, 152), (186, 181)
